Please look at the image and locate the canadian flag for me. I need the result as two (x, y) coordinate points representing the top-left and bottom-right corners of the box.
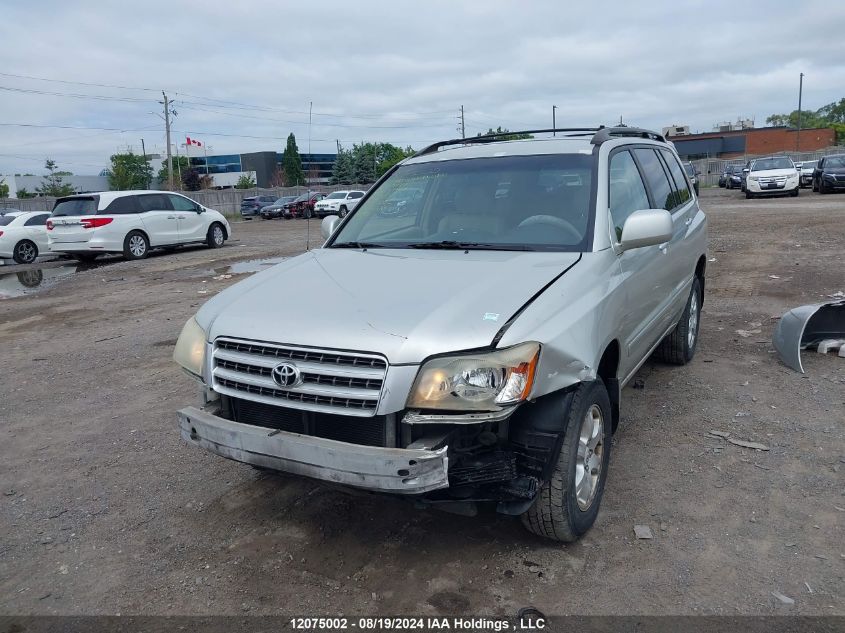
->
(186, 136), (203, 147)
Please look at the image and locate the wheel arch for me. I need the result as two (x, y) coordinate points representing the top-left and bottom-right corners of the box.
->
(596, 340), (620, 432)
(210, 220), (228, 240)
(695, 255), (706, 305)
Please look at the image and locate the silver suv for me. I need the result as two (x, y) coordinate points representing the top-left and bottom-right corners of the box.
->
(174, 127), (707, 541)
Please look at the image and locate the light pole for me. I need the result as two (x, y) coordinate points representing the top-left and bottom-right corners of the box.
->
(796, 73), (804, 153)
(552, 105), (557, 135)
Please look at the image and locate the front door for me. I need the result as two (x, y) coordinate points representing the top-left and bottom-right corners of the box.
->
(169, 194), (206, 242)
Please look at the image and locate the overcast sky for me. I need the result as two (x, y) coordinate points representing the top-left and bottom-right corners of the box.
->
(1, 0), (844, 175)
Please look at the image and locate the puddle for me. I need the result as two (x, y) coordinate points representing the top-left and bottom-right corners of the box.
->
(0, 265), (79, 299)
(213, 257), (288, 275)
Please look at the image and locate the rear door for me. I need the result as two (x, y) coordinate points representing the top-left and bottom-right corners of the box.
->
(48, 197), (100, 244)
(168, 194), (206, 242)
(347, 191), (364, 210)
(23, 213), (50, 251)
(136, 193), (178, 245)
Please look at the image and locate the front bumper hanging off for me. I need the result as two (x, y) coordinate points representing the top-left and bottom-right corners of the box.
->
(178, 406), (450, 494)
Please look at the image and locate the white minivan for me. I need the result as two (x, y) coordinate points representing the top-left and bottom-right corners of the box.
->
(47, 191), (231, 261)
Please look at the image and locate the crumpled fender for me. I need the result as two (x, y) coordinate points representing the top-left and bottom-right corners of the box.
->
(772, 300), (845, 372)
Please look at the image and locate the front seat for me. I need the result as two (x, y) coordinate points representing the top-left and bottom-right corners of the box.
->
(437, 182), (500, 238)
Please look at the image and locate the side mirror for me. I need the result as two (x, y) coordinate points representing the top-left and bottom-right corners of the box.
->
(619, 209), (673, 252)
(321, 215), (340, 240)
(742, 168), (750, 174)
(196, 205), (205, 214)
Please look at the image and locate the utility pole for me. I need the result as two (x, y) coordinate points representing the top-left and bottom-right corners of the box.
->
(162, 91), (173, 189)
(459, 105), (465, 139)
(140, 138), (149, 189)
(796, 72), (804, 153)
(552, 105), (557, 136)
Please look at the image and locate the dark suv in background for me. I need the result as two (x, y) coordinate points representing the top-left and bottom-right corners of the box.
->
(282, 192), (327, 219)
(812, 154), (845, 193)
(240, 195), (278, 217)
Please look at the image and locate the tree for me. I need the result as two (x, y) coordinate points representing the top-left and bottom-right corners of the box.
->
(36, 159), (76, 197)
(330, 148), (355, 185)
(282, 133), (305, 186)
(376, 144), (415, 177)
(0, 179), (8, 198)
(182, 168), (202, 191)
(235, 173), (256, 189)
(477, 127), (534, 141)
(157, 156), (190, 188)
(766, 97), (845, 144)
(107, 151), (153, 190)
(16, 187), (35, 199)
(352, 142), (377, 183)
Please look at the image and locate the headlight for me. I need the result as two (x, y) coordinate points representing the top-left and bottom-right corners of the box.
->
(407, 342), (540, 411)
(748, 176), (759, 181)
(173, 317), (207, 379)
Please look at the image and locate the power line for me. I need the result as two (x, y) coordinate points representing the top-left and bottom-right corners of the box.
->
(0, 85), (155, 103)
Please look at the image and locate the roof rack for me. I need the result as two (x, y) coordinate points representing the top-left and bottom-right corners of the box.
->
(413, 125), (667, 158)
(590, 126), (666, 144)
(414, 127), (602, 157)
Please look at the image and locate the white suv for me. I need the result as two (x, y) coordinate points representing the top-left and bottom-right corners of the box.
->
(47, 191), (231, 261)
(313, 190), (366, 218)
(744, 156), (800, 199)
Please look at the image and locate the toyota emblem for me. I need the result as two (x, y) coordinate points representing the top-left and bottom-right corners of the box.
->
(271, 362), (300, 388)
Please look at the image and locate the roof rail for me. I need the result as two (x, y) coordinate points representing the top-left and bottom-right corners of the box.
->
(414, 127), (602, 157)
(590, 126), (666, 145)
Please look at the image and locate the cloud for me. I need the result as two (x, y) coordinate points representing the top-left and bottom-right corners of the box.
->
(1, 0), (843, 174)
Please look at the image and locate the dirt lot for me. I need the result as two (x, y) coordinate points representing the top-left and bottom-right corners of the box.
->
(1, 189), (843, 617)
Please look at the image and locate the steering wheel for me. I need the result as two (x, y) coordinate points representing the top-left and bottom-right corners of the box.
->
(517, 215), (581, 242)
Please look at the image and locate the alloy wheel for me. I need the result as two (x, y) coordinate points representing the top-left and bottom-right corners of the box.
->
(575, 404), (604, 511)
(17, 242), (37, 264)
(213, 225), (224, 246)
(129, 235), (146, 257)
(687, 290), (699, 349)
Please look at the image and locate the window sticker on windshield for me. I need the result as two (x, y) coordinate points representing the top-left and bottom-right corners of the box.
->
(483, 312), (500, 321)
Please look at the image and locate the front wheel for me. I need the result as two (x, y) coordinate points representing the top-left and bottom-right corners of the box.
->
(339, 206), (348, 218)
(521, 380), (612, 542)
(207, 223), (225, 248)
(655, 276), (702, 365)
(790, 188), (799, 198)
(305, 208), (313, 219)
(13, 240), (38, 264)
(123, 231), (149, 260)
(745, 191), (754, 199)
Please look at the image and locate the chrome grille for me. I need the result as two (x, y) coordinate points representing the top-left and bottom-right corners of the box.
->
(212, 338), (387, 417)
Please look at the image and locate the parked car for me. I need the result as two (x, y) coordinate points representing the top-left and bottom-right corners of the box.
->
(812, 154), (845, 193)
(376, 187), (425, 216)
(282, 192), (327, 219)
(744, 156), (799, 199)
(174, 126), (707, 542)
(723, 165), (744, 189)
(260, 196), (297, 219)
(683, 162), (699, 195)
(47, 191), (231, 261)
(240, 195), (278, 217)
(313, 190), (366, 218)
(0, 211), (51, 264)
(795, 161), (817, 188)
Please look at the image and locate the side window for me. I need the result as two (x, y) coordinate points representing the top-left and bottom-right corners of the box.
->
(632, 148), (675, 211)
(659, 149), (692, 209)
(609, 150), (651, 242)
(168, 194), (198, 212)
(24, 214), (49, 226)
(105, 196), (140, 215)
(349, 192), (364, 199)
(137, 194), (171, 212)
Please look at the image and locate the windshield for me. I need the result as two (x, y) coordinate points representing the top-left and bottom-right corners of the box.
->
(326, 192), (347, 200)
(826, 157), (845, 168)
(801, 161), (817, 169)
(52, 197), (97, 217)
(751, 157), (793, 171)
(684, 163), (695, 176)
(274, 196), (295, 204)
(330, 154), (594, 252)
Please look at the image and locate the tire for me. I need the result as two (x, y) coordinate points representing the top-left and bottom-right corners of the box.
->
(745, 191), (754, 199)
(819, 181), (829, 194)
(305, 208), (313, 219)
(123, 231), (149, 260)
(207, 223), (225, 249)
(12, 240), (38, 264)
(790, 188), (799, 198)
(812, 179), (818, 192)
(655, 276), (702, 365)
(339, 205), (348, 218)
(521, 380), (612, 542)
(73, 253), (99, 263)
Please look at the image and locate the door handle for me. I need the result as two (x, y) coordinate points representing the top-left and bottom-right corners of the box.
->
(177, 215), (186, 220)
(685, 217), (692, 226)
(167, 215), (176, 219)
(658, 243), (668, 253)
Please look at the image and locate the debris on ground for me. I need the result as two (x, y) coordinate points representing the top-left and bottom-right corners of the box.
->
(736, 328), (762, 338)
(212, 274), (233, 281)
(805, 582), (813, 594)
(708, 430), (731, 438)
(816, 339), (845, 356)
(633, 525), (653, 540)
(633, 377), (645, 390)
(773, 299), (845, 372)
(772, 591), (794, 605)
(727, 438), (770, 451)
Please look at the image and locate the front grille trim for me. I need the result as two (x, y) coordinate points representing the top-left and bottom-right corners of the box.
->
(212, 337), (388, 417)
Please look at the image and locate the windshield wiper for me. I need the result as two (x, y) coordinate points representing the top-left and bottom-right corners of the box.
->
(330, 241), (385, 249)
(406, 241), (530, 251)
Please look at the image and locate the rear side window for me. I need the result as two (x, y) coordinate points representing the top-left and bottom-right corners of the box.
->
(0, 215), (17, 226)
(52, 197), (97, 217)
(659, 150), (692, 208)
(24, 214), (49, 226)
(137, 194), (171, 212)
(632, 149), (675, 212)
(609, 150), (651, 242)
(105, 196), (140, 215)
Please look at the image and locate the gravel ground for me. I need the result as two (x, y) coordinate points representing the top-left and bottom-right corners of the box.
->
(0, 189), (843, 616)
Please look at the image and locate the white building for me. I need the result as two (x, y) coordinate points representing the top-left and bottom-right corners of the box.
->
(1, 174), (110, 199)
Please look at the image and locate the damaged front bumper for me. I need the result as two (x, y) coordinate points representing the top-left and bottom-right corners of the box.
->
(178, 406), (450, 494)
(772, 299), (845, 372)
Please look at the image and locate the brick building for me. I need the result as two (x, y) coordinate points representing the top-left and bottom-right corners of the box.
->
(669, 126), (836, 160)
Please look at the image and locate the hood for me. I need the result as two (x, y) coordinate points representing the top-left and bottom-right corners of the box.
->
(749, 168), (796, 177)
(196, 248), (581, 364)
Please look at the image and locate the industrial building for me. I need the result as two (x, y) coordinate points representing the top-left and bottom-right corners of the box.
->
(666, 126), (837, 160)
